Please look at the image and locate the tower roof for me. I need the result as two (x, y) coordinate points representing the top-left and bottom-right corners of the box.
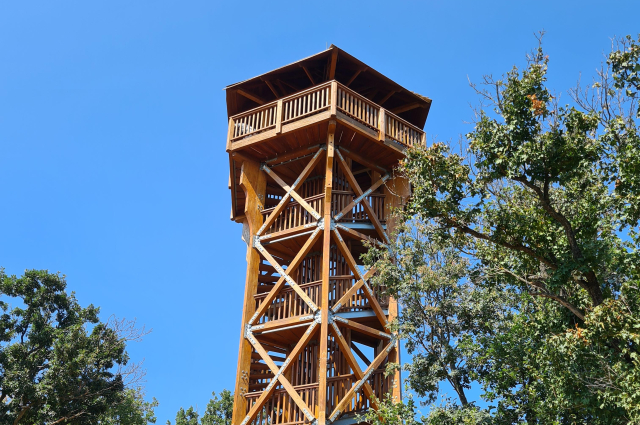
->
(224, 45), (431, 129)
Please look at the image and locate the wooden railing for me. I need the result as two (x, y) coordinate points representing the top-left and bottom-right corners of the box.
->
(245, 383), (318, 425)
(260, 192), (385, 235)
(230, 103), (278, 141)
(254, 281), (321, 323)
(336, 85), (379, 130)
(331, 191), (385, 224)
(228, 81), (425, 148)
(282, 83), (332, 124)
(261, 194), (324, 235)
(385, 113), (423, 147)
(254, 276), (388, 323)
(244, 370), (391, 425)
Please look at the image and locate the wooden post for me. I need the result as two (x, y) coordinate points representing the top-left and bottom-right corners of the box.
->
(318, 120), (336, 425)
(232, 160), (267, 425)
(227, 116), (236, 151)
(330, 81), (338, 117)
(275, 99), (283, 134)
(383, 174), (411, 402)
(378, 108), (386, 142)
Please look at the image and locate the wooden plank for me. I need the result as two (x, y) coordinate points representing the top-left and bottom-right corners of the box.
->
(335, 150), (390, 243)
(335, 224), (385, 247)
(257, 244), (318, 312)
(237, 89), (266, 105)
(260, 223), (318, 243)
(265, 144), (324, 166)
(275, 99), (283, 134)
(252, 314), (314, 333)
(335, 316), (391, 340)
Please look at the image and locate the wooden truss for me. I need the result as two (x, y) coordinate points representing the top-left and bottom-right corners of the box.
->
(235, 123), (400, 425)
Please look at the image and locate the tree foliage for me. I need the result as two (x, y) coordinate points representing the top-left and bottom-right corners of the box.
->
(0, 268), (151, 424)
(365, 34), (640, 424)
(167, 390), (233, 425)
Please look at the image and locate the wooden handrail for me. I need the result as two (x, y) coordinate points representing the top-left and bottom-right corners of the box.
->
(228, 80), (425, 148)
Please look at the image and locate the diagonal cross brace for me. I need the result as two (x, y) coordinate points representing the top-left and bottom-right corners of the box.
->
(334, 173), (390, 221)
(256, 147), (325, 237)
(249, 227), (322, 325)
(335, 149), (389, 244)
(254, 238), (319, 313)
(328, 337), (398, 423)
(242, 323), (319, 425)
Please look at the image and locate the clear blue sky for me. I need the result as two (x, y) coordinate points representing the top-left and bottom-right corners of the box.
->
(1, 1), (638, 422)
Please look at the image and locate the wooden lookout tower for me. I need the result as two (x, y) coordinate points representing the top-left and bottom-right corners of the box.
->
(226, 45), (431, 425)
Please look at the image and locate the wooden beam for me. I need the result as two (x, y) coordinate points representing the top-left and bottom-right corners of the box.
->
(346, 67), (367, 87)
(318, 121), (336, 425)
(351, 342), (371, 367)
(337, 147), (387, 174)
(378, 89), (398, 106)
(301, 65), (315, 85)
(390, 102), (422, 115)
(328, 49), (338, 80)
(252, 314), (314, 333)
(277, 79), (301, 92)
(336, 224), (385, 248)
(237, 89), (265, 105)
(262, 79), (279, 98)
(330, 324), (377, 409)
(231, 160), (267, 425)
(335, 316), (391, 340)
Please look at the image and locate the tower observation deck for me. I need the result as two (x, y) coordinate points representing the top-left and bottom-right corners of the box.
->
(226, 45), (431, 425)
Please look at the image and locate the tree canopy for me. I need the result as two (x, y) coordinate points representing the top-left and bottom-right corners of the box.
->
(363, 33), (640, 424)
(0, 268), (154, 425)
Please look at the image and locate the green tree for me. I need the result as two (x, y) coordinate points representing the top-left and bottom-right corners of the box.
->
(167, 390), (233, 425)
(365, 33), (640, 424)
(0, 269), (151, 424)
(99, 388), (158, 425)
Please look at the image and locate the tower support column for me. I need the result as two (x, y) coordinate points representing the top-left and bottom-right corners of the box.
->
(317, 120), (336, 425)
(232, 160), (267, 425)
